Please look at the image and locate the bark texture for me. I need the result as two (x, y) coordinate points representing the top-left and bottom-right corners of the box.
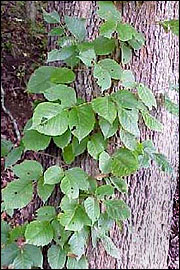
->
(25, 1), (37, 23)
(44, 1), (178, 269)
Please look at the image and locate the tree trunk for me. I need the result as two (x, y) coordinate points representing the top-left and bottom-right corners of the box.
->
(44, 1), (179, 269)
(26, 1), (37, 23)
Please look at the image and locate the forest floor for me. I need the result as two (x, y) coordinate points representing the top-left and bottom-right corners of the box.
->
(1, 1), (179, 269)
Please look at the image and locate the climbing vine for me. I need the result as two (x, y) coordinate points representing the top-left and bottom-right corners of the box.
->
(1, 1), (178, 269)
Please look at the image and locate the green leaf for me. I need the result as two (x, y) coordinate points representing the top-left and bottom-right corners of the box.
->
(69, 104), (95, 142)
(72, 136), (88, 157)
(13, 244), (43, 269)
(63, 144), (75, 164)
(65, 15), (86, 42)
(93, 63), (111, 91)
(153, 153), (173, 174)
(25, 220), (54, 246)
(87, 176), (97, 194)
(13, 250), (33, 269)
(111, 148), (139, 177)
(2, 179), (33, 209)
(51, 219), (72, 247)
(142, 140), (156, 154)
(1, 221), (10, 245)
(99, 151), (111, 173)
(42, 9), (60, 23)
(121, 43), (132, 64)
(84, 197), (100, 224)
(53, 129), (71, 149)
(77, 41), (93, 51)
(137, 83), (157, 110)
(31, 102), (62, 127)
(141, 111), (163, 132)
(44, 165), (64, 185)
(25, 244), (43, 268)
(66, 168), (89, 191)
(87, 132), (107, 160)
(44, 84), (77, 108)
(37, 176), (54, 202)
(120, 128), (138, 150)
(5, 146), (24, 169)
(117, 23), (135, 41)
(57, 36), (75, 47)
(1, 243), (19, 266)
(60, 175), (79, 200)
(132, 142), (144, 157)
(47, 46), (76, 63)
(78, 49), (96, 67)
(160, 19), (179, 36)
(23, 118), (33, 132)
(12, 160), (43, 181)
(58, 210), (80, 228)
(109, 177), (128, 193)
(60, 196), (77, 212)
(98, 59), (122, 80)
(9, 224), (26, 243)
(31, 102), (69, 136)
(78, 45), (96, 67)
(50, 67), (76, 84)
(69, 229), (88, 259)
(128, 32), (145, 50)
(22, 130), (51, 151)
(97, 212), (114, 233)
(95, 184), (114, 199)
(97, 1), (121, 21)
(67, 256), (88, 269)
(1, 138), (13, 157)
(36, 206), (56, 221)
(121, 70), (136, 88)
(65, 54), (80, 68)
(48, 245), (66, 269)
(92, 96), (117, 123)
(93, 37), (116, 55)
(48, 27), (64, 36)
(99, 117), (119, 139)
(100, 235), (120, 259)
(27, 66), (57, 94)
(59, 205), (91, 231)
(100, 19), (117, 38)
(105, 199), (131, 220)
(60, 167), (89, 199)
(118, 108), (140, 137)
(138, 152), (151, 168)
(112, 90), (142, 109)
(164, 96), (179, 116)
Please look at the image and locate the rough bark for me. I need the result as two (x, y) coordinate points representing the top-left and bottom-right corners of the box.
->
(26, 1), (37, 23)
(40, 1), (178, 269)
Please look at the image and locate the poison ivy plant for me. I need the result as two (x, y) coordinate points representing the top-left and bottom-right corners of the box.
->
(1, 138), (13, 157)
(1, 221), (43, 269)
(1, 1), (176, 269)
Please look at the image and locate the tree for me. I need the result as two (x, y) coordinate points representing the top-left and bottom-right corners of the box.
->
(45, 1), (179, 269)
(1, 1), (179, 269)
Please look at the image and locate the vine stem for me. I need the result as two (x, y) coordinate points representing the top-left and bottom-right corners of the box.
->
(35, 151), (68, 167)
(1, 84), (21, 142)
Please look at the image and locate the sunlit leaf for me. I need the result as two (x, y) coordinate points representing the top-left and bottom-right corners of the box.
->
(25, 220), (54, 246)
(65, 15), (86, 41)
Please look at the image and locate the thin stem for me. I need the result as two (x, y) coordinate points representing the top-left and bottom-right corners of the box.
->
(1, 84), (21, 142)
